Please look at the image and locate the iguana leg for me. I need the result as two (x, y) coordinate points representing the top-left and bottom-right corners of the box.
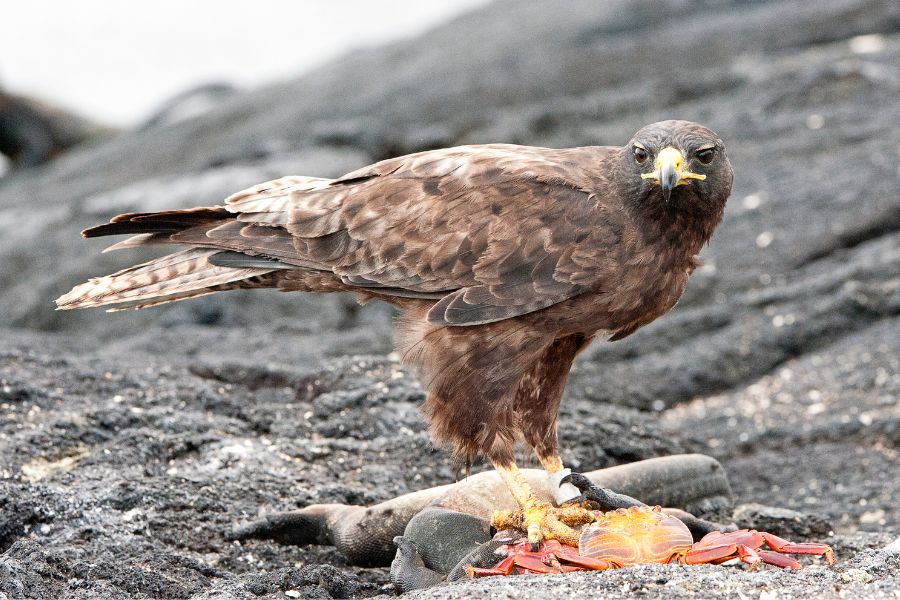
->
(560, 472), (646, 510)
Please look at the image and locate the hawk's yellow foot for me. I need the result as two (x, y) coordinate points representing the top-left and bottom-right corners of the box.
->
(493, 462), (595, 548)
(491, 498), (594, 548)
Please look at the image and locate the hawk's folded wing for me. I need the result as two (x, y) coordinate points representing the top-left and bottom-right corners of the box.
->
(93, 144), (624, 326)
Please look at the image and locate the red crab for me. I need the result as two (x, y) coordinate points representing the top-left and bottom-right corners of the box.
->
(468, 506), (835, 576)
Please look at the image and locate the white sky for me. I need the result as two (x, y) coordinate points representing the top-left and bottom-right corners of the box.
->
(1, 0), (488, 127)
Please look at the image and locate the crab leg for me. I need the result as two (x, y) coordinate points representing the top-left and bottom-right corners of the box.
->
(683, 543), (747, 566)
(759, 532), (836, 565)
(734, 544), (763, 570)
(683, 541), (764, 569)
(519, 554), (565, 574)
(466, 554), (517, 577)
(474, 552), (566, 576)
(556, 554), (615, 571)
(511, 549), (613, 573)
(757, 550), (802, 569)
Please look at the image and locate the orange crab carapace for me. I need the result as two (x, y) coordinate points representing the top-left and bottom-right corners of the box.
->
(469, 506), (835, 577)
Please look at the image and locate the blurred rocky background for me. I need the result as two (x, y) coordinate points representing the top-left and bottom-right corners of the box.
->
(0, 0), (897, 597)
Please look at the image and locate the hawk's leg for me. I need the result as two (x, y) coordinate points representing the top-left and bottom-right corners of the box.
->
(536, 452), (585, 505)
(491, 462), (594, 548)
(515, 334), (598, 507)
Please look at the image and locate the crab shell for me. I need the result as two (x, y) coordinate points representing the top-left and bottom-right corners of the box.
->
(578, 505), (693, 567)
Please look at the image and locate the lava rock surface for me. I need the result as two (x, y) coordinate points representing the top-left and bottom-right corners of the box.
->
(0, 0), (897, 598)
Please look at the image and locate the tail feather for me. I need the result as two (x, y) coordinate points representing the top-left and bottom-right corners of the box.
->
(102, 233), (171, 253)
(55, 248), (274, 311)
(82, 207), (230, 238)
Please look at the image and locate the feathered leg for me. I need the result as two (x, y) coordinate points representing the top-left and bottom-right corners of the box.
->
(399, 317), (605, 547)
(515, 334), (593, 505)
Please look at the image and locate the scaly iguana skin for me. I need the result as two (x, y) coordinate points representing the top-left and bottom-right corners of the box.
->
(233, 454), (734, 590)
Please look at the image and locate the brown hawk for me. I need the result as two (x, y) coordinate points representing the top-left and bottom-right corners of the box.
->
(58, 120), (733, 546)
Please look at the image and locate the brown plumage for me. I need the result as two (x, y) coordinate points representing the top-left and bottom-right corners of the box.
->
(58, 120), (733, 544)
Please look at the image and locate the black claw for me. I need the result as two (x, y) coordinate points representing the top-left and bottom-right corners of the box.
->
(530, 541), (540, 552)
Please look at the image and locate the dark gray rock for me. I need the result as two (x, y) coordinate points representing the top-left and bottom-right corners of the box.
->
(0, 90), (117, 170)
(0, 0), (897, 597)
(733, 503), (834, 539)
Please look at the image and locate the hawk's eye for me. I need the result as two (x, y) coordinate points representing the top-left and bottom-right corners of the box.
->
(696, 147), (716, 165)
(633, 146), (649, 164)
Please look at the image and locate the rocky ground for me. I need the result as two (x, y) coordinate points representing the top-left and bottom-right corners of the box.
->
(1, 0), (898, 598)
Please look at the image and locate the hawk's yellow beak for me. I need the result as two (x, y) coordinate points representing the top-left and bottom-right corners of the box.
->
(641, 147), (705, 201)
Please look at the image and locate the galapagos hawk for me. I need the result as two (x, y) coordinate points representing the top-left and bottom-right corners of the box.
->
(57, 120), (734, 547)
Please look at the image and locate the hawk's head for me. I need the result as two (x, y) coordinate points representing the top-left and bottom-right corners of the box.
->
(623, 120), (733, 216)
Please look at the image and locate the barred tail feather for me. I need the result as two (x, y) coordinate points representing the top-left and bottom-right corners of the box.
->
(55, 248), (274, 311)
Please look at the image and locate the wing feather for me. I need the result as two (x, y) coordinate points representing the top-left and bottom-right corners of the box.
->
(79, 143), (620, 325)
(223, 144), (613, 324)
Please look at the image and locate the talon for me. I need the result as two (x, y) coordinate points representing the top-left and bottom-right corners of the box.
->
(491, 497), (593, 548)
